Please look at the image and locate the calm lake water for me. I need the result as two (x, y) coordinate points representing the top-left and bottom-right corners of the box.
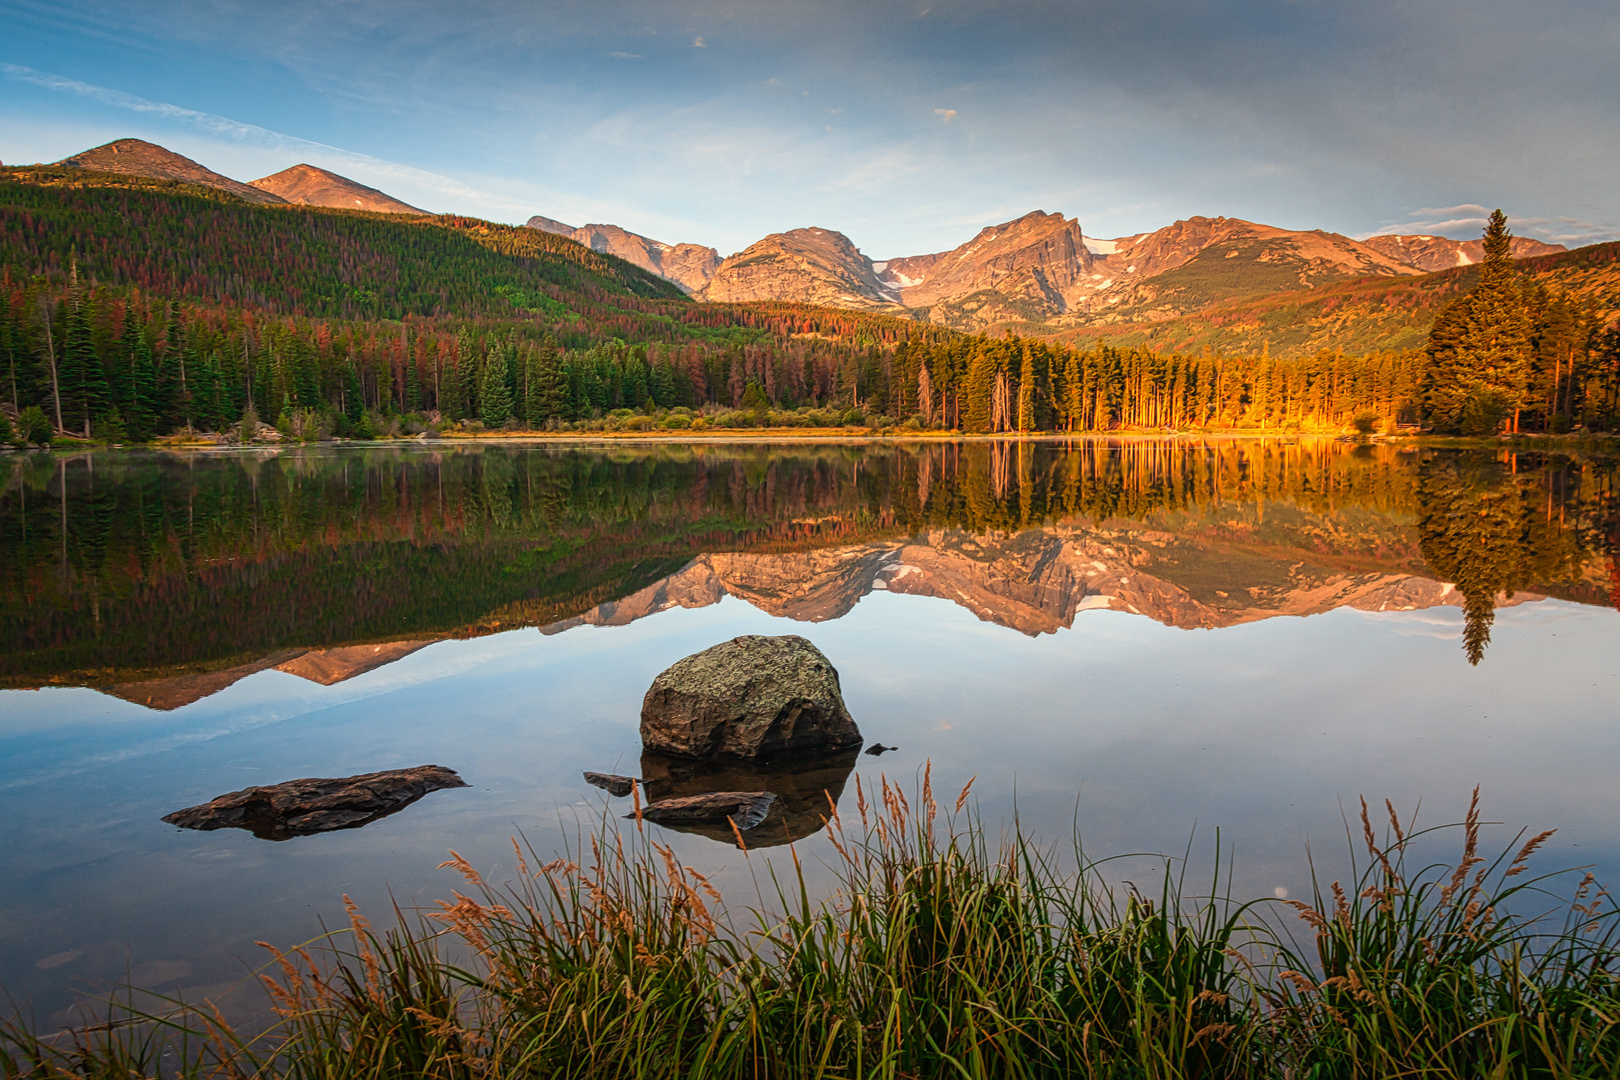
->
(2, 438), (1618, 1024)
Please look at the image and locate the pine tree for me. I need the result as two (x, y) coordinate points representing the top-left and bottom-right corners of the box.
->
(344, 363), (364, 423)
(1016, 345), (1036, 433)
(59, 291), (109, 436)
(151, 304), (182, 430)
(650, 355), (676, 408)
(963, 345), (997, 433)
(480, 342), (513, 426)
(456, 329), (481, 420)
(404, 329), (422, 413)
(525, 337), (565, 423)
(1423, 210), (1534, 434)
(125, 326), (158, 442)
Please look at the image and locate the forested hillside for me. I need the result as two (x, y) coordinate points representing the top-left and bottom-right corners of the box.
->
(0, 169), (948, 439)
(0, 171), (1615, 442)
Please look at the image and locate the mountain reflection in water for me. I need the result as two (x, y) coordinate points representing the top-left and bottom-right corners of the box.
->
(2, 440), (1616, 702)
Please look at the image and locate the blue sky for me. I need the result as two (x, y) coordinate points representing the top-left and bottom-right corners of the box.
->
(2, 0), (1616, 256)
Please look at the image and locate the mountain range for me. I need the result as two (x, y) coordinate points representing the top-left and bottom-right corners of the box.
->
(40, 137), (1589, 348)
(682, 212), (1565, 333)
(519, 202), (1567, 335)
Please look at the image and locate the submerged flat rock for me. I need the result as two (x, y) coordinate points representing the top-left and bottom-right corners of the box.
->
(635, 791), (778, 832)
(162, 765), (468, 841)
(637, 748), (859, 848)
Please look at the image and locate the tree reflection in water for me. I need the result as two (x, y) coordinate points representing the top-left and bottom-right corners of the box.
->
(2, 440), (1616, 684)
(1416, 455), (1597, 663)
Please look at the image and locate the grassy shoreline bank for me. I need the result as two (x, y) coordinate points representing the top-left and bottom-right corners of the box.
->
(5, 783), (1615, 1079)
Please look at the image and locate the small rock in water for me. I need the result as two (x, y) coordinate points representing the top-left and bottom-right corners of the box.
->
(864, 743), (898, 756)
(162, 765), (468, 841)
(583, 771), (639, 797)
(35, 950), (83, 970)
(640, 635), (862, 760)
(634, 791), (778, 832)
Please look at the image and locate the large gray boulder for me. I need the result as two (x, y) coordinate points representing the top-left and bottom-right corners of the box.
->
(640, 635), (862, 760)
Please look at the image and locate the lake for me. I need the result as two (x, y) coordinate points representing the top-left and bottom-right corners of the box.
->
(2, 438), (1618, 1026)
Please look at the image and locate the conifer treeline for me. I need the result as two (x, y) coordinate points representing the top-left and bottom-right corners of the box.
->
(8, 276), (1617, 440)
(0, 279), (951, 438)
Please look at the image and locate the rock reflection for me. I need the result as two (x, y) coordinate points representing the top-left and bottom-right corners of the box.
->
(636, 748), (860, 848)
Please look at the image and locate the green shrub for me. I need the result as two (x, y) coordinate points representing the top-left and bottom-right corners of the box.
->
(93, 408), (128, 444)
(17, 406), (51, 447)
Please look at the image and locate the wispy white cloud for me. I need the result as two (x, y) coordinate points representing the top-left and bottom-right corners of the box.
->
(1365, 202), (1618, 246)
(0, 62), (531, 216)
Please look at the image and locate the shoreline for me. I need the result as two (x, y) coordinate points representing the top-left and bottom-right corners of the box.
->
(12, 426), (1620, 453)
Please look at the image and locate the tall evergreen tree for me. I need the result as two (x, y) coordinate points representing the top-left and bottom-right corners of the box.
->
(1016, 345), (1036, 433)
(525, 337), (565, 423)
(1424, 210), (1534, 434)
(456, 328), (481, 421)
(343, 362), (364, 423)
(124, 323), (158, 442)
(650, 354), (676, 408)
(404, 328), (422, 413)
(59, 291), (109, 436)
(480, 342), (513, 426)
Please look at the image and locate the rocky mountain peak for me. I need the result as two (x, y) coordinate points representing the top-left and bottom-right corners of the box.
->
(523, 216), (719, 293)
(250, 164), (425, 215)
(699, 227), (902, 310)
(55, 138), (286, 205)
(526, 214), (577, 235)
(878, 210), (1092, 316)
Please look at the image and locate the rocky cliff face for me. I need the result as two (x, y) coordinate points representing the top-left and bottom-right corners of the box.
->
(877, 211), (1093, 328)
(699, 228), (904, 310)
(249, 164), (425, 215)
(570, 224), (720, 294)
(1360, 233), (1566, 273)
(523, 217), (720, 293)
(56, 139), (286, 205)
(526, 214), (577, 236)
